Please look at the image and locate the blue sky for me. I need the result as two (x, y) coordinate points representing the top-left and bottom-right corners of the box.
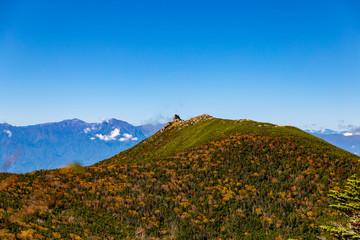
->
(1, 1), (359, 129)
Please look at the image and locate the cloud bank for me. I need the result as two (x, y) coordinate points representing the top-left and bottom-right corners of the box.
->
(96, 128), (120, 141)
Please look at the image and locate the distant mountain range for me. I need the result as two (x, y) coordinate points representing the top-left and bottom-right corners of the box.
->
(305, 128), (360, 156)
(1, 119), (359, 174)
(1, 115), (358, 239)
(0, 119), (163, 173)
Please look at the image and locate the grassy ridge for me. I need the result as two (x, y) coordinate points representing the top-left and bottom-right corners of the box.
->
(0, 116), (359, 239)
(101, 116), (330, 165)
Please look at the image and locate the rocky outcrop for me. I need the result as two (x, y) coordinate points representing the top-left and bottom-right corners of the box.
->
(188, 114), (213, 123)
(172, 114), (183, 122)
(159, 114), (184, 133)
(159, 122), (172, 133)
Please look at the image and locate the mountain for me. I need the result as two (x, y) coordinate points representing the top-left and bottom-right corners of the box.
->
(305, 129), (360, 156)
(305, 129), (344, 135)
(0, 115), (358, 239)
(0, 119), (163, 173)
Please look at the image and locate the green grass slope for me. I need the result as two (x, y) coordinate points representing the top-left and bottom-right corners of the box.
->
(1, 115), (359, 239)
(101, 114), (329, 164)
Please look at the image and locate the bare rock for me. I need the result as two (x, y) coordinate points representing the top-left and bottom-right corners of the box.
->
(159, 114), (184, 133)
(187, 114), (213, 124)
(172, 114), (183, 122)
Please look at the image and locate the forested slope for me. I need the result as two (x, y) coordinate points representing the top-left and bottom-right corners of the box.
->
(0, 115), (358, 239)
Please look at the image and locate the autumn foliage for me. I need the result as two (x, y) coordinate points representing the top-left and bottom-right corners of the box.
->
(0, 117), (359, 239)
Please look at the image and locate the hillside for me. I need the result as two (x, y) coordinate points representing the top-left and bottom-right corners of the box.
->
(1, 115), (359, 239)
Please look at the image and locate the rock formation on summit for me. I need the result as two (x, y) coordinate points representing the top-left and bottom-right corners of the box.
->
(172, 114), (183, 122)
(159, 114), (184, 133)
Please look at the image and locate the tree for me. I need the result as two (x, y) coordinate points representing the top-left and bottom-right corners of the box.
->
(321, 175), (360, 239)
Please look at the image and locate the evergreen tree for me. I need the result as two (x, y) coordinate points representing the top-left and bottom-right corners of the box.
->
(321, 175), (360, 239)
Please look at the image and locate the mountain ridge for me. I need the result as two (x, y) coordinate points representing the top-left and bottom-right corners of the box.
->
(0, 118), (163, 173)
(1, 115), (359, 239)
(104, 115), (326, 164)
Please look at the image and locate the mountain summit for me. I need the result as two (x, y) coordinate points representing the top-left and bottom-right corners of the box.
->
(159, 114), (184, 133)
(0, 115), (359, 239)
(172, 114), (183, 122)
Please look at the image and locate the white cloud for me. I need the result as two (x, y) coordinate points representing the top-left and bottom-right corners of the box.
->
(96, 134), (106, 140)
(344, 132), (353, 136)
(90, 137), (95, 140)
(96, 128), (121, 141)
(123, 133), (132, 138)
(99, 118), (111, 123)
(119, 133), (138, 142)
(351, 145), (356, 149)
(84, 127), (91, 134)
(119, 133), (132, 142)
(4, 130), (12, 137)
(110, 128), (120, 138)
(89, 124), (101, 132)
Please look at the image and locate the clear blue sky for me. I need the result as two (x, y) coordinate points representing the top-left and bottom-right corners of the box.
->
(1, 0), (359, 129)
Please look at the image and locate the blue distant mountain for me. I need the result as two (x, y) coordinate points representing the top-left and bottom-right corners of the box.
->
(305, 129), (344, 135)
(305, 128), (360, 156)
(0, 119), (163, 173)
